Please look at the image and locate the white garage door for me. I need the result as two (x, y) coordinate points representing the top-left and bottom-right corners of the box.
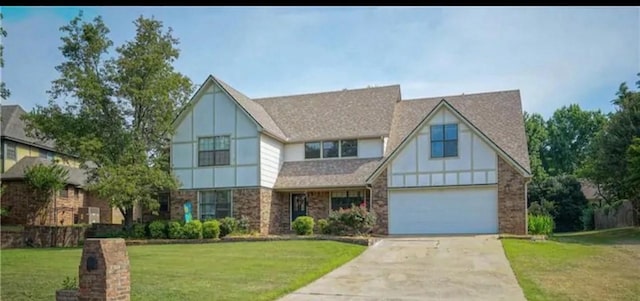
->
(388, 187), (498, 234)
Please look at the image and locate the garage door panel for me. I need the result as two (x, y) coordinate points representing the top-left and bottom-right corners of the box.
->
(389, 187), (498, 234)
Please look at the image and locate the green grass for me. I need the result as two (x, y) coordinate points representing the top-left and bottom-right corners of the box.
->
(1, 240), (366, 301)
(503, 227), (640, 301)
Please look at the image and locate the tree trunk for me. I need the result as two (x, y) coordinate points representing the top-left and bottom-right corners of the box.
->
(122, 207), (134, 230)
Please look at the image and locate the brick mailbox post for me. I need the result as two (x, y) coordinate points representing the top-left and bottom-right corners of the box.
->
(78, 238), (130, 301)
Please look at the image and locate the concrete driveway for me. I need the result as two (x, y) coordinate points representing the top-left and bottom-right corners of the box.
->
(279, 235), (526, 301)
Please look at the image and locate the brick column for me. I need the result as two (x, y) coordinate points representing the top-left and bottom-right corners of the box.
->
(78, 238), (130, 301)
(497, 157), (528, 235)
(371, 169), (389, 235)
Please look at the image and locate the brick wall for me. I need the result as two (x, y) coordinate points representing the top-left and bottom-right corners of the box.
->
(0, 181), (88, 226)
(307, 191), (330, 222)
(371, 169), (389, 235)
(497, 157), (528, 235)
(259, 188), (286, 235)
(233, 188), (261, 232)
(169, 190), (197, 222)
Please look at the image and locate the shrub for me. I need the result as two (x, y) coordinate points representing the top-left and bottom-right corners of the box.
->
(528, 214), (555, 235)
(168, 221), (184, 239)
(219, 217), (238, 238)
(236, 215), (250, 234)
(183, 220), (203, 239)
(527, 175), (588, 232)
(326, 204), (377, 236)
(292, 216), (314, 235)
(581, 206), (595, 231)
(148, 220), (167, 239)
(60, 276), (77, 290)
(130, 222), (147, 239)
(202, 220), (221, 239)
(317, 218), (330, 234)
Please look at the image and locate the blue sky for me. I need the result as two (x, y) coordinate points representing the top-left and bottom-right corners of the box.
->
(1, 6), (638, 118)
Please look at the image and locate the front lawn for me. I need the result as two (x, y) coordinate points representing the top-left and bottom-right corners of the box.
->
(1, 240), (365, 301)
(503, 227), (640, 301)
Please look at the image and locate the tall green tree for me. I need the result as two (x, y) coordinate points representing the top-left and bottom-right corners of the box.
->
(24, 164), (69, 225)
(544, 104), (606, 176)
(524, 112), (548, 181)
(584, 75), (640, 223)
(1, 12), (10, 99)
(23, 12), (193, 227)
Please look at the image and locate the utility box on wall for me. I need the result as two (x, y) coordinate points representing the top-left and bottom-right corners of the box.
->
(78, 207), (100, 224)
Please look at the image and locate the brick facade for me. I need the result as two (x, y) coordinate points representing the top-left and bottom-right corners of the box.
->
(169, 190), (198, 221)
(0, 180), (115, 226)
(371, 169), (389, 235)
(497, 157), (528, 235)
(232, 188), (261, 232)
(306, 191), (330, 222)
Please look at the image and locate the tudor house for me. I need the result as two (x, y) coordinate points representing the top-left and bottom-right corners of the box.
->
(169, 76), (531, 235)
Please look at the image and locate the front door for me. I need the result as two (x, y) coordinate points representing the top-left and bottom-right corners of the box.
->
(291, 193), (308, 222)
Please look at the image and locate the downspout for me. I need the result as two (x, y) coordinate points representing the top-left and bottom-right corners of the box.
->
(366, 184), (373, 212)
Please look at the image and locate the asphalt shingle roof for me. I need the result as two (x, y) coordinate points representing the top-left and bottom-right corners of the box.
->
(214, 77), (287, 141)
(1, 157), (90, 187)
(254, 85), (401, 142)
(274, 158), (382, 189)
(1, 105), (55, 150)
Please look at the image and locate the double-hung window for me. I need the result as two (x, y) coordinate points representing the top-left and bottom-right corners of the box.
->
(198, 136), (230, 166)
(6, 142), (16, 160)
(430, 124), (458, 158)
(199, 190), (231, 220)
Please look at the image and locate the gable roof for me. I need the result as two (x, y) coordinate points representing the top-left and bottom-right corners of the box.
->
(275, 157), (381, 189)
(213, 76), (287, 140)
(369, 90), (531, 181)
(172, 76), (287, 141)
(1, 157), (90, 187)
(254, 85), (401, 142)
(1, 105), (56, 150)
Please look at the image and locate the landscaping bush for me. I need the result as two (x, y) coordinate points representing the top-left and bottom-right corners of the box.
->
(202, 220), (221, 239)
(148, 220), (167, 239)
(326, 204), (377, 236)
(168, 221), (184, 239)
(528, 214), (555, 235)
(219, 217), (238, 238)
(581, 206), (595, 231)
(130, 222), (147, 239)
(317, 218), (330, 234)
(236, 215), (250, 234)
(292, 216), (314, 235)
(183, 220), (203, 239)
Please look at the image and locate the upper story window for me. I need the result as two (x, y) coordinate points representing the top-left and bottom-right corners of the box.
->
(39, 150), (54, 162)
(6, 142), (16, 160)
(198, 136), (230, 166)
(305, 139), (358, 159)
(431, 124), (458, 158)
(305, 142), (321, 159)
(323, 141), (339, 158)
(341, 140), (357, 157)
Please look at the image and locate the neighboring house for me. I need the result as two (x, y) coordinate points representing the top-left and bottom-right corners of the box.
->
(0, 104), (123, 225)
(579, 179), (603, 204)
(169, 76), (531, 235)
